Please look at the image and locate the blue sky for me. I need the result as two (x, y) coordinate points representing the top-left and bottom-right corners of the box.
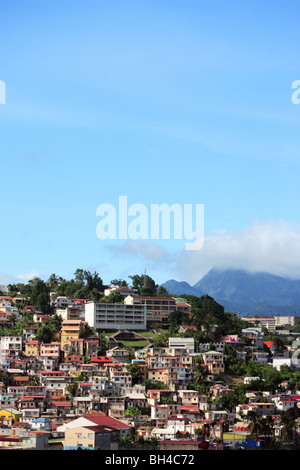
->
(0, 0), (300, 287)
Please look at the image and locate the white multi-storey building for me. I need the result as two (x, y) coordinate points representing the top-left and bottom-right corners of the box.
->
(0, 336), (23, 358)
(168, 337), (195, 353)
(84, 301), (147, 330)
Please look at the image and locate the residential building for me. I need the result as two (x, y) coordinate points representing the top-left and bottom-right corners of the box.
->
(106, 347), (130, 363)
(60, 320), (85, 353)
(64, 338), (85, 356)
(56, 305), (83, 321)
(57, 414), (131, 440)
(168, 337), (195, 353)
(85, 301), (147, 330)
(0, 336), (23, 358)
(241, 317), (276, 331)
(178, 389), (199, 405)
(25, 339), (39, 357)
(242, 327), (264, 348)
(275, 315), (296, 328)
(104, 285), (138, 297)
(0, 407), (23, 423)
(174, 300), (191, 314)
(124, 295), (176, 323)
(53, 296), (76, 308)
(64, 424), (119, 450)
(202, 350), (225, 375)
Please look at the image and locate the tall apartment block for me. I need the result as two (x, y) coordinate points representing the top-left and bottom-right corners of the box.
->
(84, 301), (147, 330)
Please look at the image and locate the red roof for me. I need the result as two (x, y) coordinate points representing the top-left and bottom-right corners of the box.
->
(83, 414), (131, 429)
(91, 356), (113, 363)
(50, 401), (71, 407)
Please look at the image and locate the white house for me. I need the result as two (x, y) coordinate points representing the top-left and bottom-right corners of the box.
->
(104, 286), (138, 297)
(272, 358), (292, 371)
(276, 399), (296, 413)
(85, 301), (147, 330)
(31, 417), (52, 431)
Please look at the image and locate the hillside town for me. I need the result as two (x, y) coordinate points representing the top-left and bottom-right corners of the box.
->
(1, 273), (300, 451)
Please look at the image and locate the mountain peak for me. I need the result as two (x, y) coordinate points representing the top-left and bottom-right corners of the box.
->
(161, 268), (300, 316)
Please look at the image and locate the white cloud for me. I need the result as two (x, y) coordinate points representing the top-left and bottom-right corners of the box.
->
(106, 240), (176, 282)
(106, 220), (300, 285)
(177, 220), (300, 284)
(0, 270), (42, 286)
(15, 270), (42, 282)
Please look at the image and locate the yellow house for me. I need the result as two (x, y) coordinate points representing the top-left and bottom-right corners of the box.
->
(69, 370), (82, 379)
(0, 408), (23, 423)
(64, 425), (119, 450)
(25, 339), (39, 357)
(147, 368), (167, 384)
(60, 320), (85, 353)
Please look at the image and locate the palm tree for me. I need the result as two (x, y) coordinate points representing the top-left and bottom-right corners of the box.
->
(259, 416), (274, 443)
(281, 407), (300, 444)
(246, 411), (262, 447)
(192, 355), (207, 384)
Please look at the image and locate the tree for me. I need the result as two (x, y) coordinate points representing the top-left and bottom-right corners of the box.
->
(168, 309), (191, 330)
(281, 407), (300, 442)
(246, 411), (262, 444)
(141, 380), (168, 390)
(125, 407), (142, 417)
(129, 274), (158, 296)
(161, 395), (175, 404)
(30, 279), (53, 314)
(119, 425), (158, 449)
(36, 324), (54, 343)
(47, 274), (61, 290)
(110, 279), (128, 287)
(192, 356), (208, 384)
(126, 363), (142, 385)
(152, 334), (169, 348)
(55, 269), (105, 300)
(104, 290), (124, 303)
(259, 416), (274, 440)
(157, 286), (169, 296)
(261, 365), (282, 393)
(67, 382), (78, 398)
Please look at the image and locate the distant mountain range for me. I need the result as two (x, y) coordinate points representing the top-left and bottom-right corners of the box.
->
(161, 268), (300, 316)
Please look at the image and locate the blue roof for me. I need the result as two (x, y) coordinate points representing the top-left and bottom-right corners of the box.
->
(33, 417), (51, 423)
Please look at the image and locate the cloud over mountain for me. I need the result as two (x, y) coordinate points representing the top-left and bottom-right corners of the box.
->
(176, 219), (300, 284)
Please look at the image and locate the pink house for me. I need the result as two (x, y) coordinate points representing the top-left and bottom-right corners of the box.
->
(39, 342), (60, 358)
(220, 335), (243, 346)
